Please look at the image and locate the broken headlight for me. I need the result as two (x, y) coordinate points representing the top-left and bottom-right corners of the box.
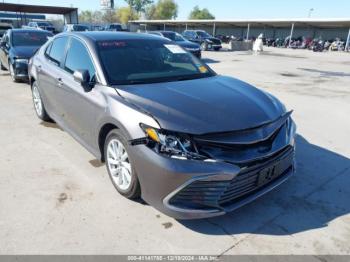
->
(140, 124), (205, 160)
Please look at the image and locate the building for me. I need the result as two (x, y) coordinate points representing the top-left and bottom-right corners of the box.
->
(0, 3), (79, 27)
(130, 18), (350, 43)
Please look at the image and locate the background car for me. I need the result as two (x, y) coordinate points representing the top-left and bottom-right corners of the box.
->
(0, 23), (13, 40)
(183, 30), (222, 51)
(0, 29), (53, 82)
(104, 23), (123, 31)
(26, 21), (56, 34)
(63, 24), (89, 32)
(148, 31), (201, 58)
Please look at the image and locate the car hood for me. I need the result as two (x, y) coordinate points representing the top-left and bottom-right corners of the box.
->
(177, 41), (200, 49)
(116, 76), (286, 135)
(12, 46), (39, 58)
(205, 37), (221, 43)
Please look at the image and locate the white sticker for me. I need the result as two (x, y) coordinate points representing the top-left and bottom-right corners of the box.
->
(164, 44), (187, 54)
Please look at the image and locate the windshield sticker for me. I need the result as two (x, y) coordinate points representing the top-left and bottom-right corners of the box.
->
(198, 66), (208, 74)
(164, 44), (186, 54)
(98, 41), (127, 48)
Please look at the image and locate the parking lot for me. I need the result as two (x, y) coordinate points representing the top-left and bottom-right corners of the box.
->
(0, 47), (349, 255)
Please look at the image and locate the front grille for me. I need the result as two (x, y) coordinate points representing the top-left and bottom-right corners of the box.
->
(211, 39), (221, 45)
(169, 180), (231, 210)
(169, 147), (294, 210)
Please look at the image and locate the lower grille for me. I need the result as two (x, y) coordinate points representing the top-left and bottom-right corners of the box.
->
(169, 147), (294, 210)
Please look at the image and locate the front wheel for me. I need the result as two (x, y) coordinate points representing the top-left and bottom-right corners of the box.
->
(9, 62), (19, 82)
(32, 81), (51, 121)
(200, 42), (208, 51)
(105, 129), (141, 199)
(0, 60), (6, 71)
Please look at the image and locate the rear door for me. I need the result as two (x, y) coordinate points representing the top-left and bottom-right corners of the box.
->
(55, 37), (100, 148)
(38, 36), (69, 120)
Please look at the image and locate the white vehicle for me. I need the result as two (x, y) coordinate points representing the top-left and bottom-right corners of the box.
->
(63, 24), (89, 32)
(26, 21), (55, 33)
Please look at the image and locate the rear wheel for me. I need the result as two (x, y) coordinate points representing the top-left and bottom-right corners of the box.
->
(214, 47), (221, 51)
(32, 81), (51, 121)
(105, 129), (141, 199)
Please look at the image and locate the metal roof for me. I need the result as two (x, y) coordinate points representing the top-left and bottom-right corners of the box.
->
(131, 18), (350, 28)
(0, 3), (77, 15)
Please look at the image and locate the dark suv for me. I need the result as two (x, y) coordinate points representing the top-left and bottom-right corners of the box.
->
(183, 30), (222, 51)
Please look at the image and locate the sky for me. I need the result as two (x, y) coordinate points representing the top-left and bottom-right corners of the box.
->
(4, 0), (350, 20)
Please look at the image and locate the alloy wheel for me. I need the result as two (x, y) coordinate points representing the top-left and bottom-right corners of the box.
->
(32, 83), (43, 117)
(107, 138), (132, 191)
(9, 63), (16, 81)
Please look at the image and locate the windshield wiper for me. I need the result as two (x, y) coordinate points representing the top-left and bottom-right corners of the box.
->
(175, 75), (208, 81)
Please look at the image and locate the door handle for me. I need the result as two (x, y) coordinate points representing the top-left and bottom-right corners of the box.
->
(37, 65), (42, 72)
(57, 78), (63, 87)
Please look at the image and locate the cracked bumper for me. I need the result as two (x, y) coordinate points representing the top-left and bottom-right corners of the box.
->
(129, 145), (295, 220)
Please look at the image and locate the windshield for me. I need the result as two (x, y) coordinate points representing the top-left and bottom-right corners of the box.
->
(197, 31), (211, 38)
(73, 25), (89, 31)
(37, 22), (51, 27)
(110, 24), (122, 30)
(175, 33), (186, 42)
(161, 32), (176, 41)
(12, 31), (52, 47)
(97, 39), (215, 85)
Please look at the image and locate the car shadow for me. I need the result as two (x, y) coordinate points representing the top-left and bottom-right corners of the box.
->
(201, 58), (220, 64)
(179, 135), (350, 235)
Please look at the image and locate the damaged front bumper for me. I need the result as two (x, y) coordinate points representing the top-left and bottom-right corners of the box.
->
(129, 144), (295, 220)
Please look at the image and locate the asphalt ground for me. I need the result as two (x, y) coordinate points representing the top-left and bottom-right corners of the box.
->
(0, 47), (349, 255)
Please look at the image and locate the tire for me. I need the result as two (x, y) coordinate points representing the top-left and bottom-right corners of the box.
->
(9, 62), (19, 82)
(104, 129), (141, 199)
(0, 60), (6, 71)
(200, 42), (208, 51)
(31, 81), (51, 121)
(214, 47), (221, 51)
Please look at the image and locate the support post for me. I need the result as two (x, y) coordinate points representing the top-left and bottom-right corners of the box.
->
(212, 23), (216, 36)
(346, 28), (350, 51)
(289, 23), (295, 48)
(246, 23), (250, 40)
(185, 23), (188, 30)
(163, 23), (166, 31)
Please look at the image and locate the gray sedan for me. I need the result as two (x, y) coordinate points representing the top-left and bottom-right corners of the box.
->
(29, 32), (296, 219)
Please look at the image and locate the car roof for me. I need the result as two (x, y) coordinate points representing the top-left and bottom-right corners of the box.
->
(156, 31), (176, 34)
(63, 31), (169, 43)
(10, 29), (52, 34)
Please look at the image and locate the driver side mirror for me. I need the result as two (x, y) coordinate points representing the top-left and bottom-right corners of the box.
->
(73, 69), (93, 92)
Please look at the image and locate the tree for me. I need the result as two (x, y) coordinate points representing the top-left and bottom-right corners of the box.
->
(79, 10), (94, 23)
(125, 0), (154, 14)
(116, 6), (139, 24)
(189, 6), (215, 20)
(79, 10), (103, 24)
(102, 9), (118, 23)
(146, 0), (178, 20)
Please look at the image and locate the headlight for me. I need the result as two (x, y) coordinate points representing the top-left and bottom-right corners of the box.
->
(287, 117), (297, 146)
(140, 124), (206, 160)
(15, 58), (28, 64)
